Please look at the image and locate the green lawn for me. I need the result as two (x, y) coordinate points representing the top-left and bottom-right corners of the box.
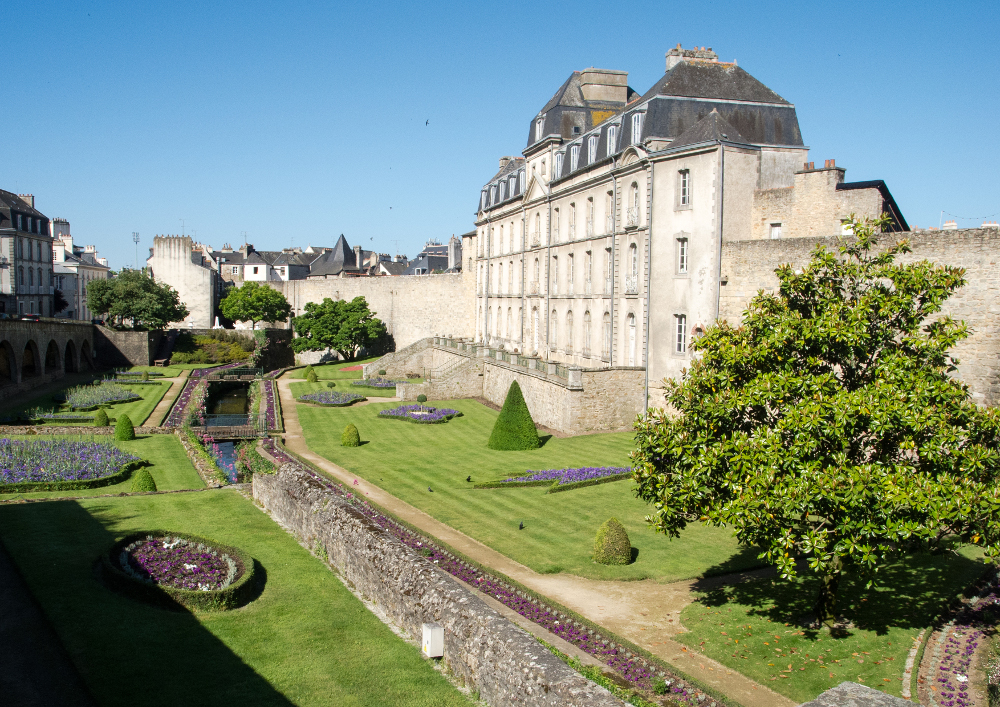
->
(676, 547), (987, 702)
(0, 377), (169, 426)
(127, 363), (220, 376)
(0, 433), (205, 500)
(289, 357), (379, 380)
(292, 393), (763, 583)
(0, 491), (471, 707)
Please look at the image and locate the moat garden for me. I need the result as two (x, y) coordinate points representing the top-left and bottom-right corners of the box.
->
(0, 358), (995, 707)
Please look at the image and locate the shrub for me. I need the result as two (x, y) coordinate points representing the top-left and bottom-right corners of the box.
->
(416, 394), (427, 403)
(487, 381), (540, 450)
(115, 414), (136, 441)
(341, 423), (360, 447)
(378, 369), (386, 375)
(593, 518), (631, 565)
(141, 371), (150, 381)
(93, 409), (109, 427)
(170, 331), (253, 364)
(130, 468), (157, 493)
(306, 368), (318, 383)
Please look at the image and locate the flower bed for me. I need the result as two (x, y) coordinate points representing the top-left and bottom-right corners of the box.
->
(66, 382), (142, 410)
(0, 438), (143, 493)
(474, 466), (632, 493)
(102, 530), (256, 611)
(299, 391), (366, 407)
(29, 412), (96, 423)
(377, 404), (461, 424)
(259, 438), (712, 706)
(351, 377), (405, 390)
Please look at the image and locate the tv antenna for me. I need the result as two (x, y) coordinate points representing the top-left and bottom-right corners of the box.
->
(179, 219), (185, 236)
(392, 240), (400, 257)
(132, 232), (140, 269)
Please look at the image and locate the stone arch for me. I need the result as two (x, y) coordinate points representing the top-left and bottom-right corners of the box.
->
(80, 340), (94, 371)
(0, 341), (14, 385)
(45, 339), (60, 374)
(22, 340), (40, 378)
(64, 340), (78, 373)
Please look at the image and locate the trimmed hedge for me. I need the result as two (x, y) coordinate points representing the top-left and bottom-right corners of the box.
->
(102, 530), (256, 611)
(296, 395), (366, 408)
(93, 409), (109, 427)
(130, 468), (158, 493)
(474, 472), (632, 493)
(593, 518), (632, 565)
(487, 381), (540, 451)
(473, 478), (553, 490)
(0, 460), (143, 494)
(341, 423), (361, 447)
(115, 414), (136, 441)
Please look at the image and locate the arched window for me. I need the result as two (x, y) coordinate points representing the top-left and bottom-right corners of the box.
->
(499, 224), (505, 254)
(551, 309), (558, 349)
(630, 243), (638, 276)
(583, 311), (592, 357)
(587, 197), (594, 236)
(478, 306), (482, 340)
(552, 256), (558, 295)
(508, 261), (514, 293)
(606, 191), (614, 233)
(566, 311), (574, 352)
(488, 306), (493, 338)
(627, 314), (637, 366)
(531, 307), (539, 353)
(602, 312), (612, 360)
(533, 258), (539, 288)
(507, 308), (512, 340)
(533, 212), (540, 244)
(498, 262), (504, 294)
(552, 208), (560, 242)
(627, 182), (640, 227)
(567, 253), (574, 295)
(569, 203), (576, 239)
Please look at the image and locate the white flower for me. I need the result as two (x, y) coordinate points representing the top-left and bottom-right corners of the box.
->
(957, 675), (968, 683)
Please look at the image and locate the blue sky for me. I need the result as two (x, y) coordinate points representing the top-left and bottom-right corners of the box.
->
(3, 0), (996, 270)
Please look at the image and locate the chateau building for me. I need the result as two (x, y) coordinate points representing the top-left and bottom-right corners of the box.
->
(469, 45), (906, 404)
(51, 218), (110, 321)
(0, 191), (56, 317)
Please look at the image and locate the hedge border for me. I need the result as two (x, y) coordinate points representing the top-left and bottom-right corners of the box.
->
(295, 395), (367, 408)
(101, 530), (256, 611)
(0, 460), (144, 494)
(376, 409), (463, 425)
(473, 479), (553, 490)
(472, 471), (632, 493)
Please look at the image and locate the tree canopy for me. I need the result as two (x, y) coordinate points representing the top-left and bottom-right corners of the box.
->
(291, 296), (388, 361)
(632, 215), (1000, 624)
(219, 282), (291, 330)
(87, 269), (188, 330)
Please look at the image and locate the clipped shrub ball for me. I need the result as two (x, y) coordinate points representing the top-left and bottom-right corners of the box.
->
(130, 468), (157, 493)
(326, 381), (336, 388)
(115, 414), (136, 441)
(93, 408), (110, 427)
(594, 518), (632, 565)
(378, 369), (387, 375)
(487, 381), (540, 451)
(416, 394), (427, 403)
(341, 423), (361, 447)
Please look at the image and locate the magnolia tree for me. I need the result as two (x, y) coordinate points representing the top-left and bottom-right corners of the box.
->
(632, 215), (1000, 624)
(291, 296), (389, 361)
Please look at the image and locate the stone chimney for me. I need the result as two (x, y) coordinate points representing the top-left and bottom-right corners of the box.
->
(353, 244), (362, 266)
(447, 235), (461, 271)
(666, 44), (719, 71)
(17, 194), (34, 208)
(579, 68), (629, 103)
(498, 156), (517, 170)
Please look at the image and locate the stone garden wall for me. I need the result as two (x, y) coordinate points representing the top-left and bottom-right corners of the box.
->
(253, 465), (625, 707)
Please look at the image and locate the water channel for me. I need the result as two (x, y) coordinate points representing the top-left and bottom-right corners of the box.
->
(206, 382), (250, 416)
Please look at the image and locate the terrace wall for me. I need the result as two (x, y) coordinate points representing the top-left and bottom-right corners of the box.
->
(93, 327), (163, 367)
(253, 465), (626, 707)
(0, 319), (95, 403)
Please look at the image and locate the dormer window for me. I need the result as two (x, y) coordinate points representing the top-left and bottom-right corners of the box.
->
(481, 192), (487, 210)
(490, 185), (497, 205)
(519, 170), (525, 192)
(555, 153), (564, 179)
(499, 182), (506, 201)
(535, 117), (544, 142)
(570, 145), (580, 171)
(509, 176), (516, 195)
(607, 125), (617, 156)
(631, 113), (643, 145)
(587, 135), (598, 164)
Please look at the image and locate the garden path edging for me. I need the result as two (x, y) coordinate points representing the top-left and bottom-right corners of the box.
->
(253, 464), (628, 707)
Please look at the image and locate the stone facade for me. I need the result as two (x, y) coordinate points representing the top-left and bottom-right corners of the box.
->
(253, 464), (626, 707)
(146, 236), (220, 329)
(719, 228), (1000, 406)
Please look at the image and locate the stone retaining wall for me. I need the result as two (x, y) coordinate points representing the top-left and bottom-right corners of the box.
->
(253, 465), (625, 707)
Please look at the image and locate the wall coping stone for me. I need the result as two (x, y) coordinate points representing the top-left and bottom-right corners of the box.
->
(798, 681), (913, 706)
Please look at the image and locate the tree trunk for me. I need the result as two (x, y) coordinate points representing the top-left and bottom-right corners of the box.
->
(813, 557), (843, 625)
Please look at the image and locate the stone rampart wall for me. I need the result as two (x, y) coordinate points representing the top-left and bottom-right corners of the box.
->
(253, 465), (625, 707)
(720, 228), (1000, 405)
(94, 327), (163, 368)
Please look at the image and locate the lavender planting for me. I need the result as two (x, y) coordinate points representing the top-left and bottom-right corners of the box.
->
(352, 377), (405, 389)
(378, 404), (461, 424)
(259, 438), (703, 705)
(66, 382), (141, 409)
(503, 466), (632, 485)
(299, 391), (366, 406)
(0, 438), (140, 484)
(119, 536), (237, 591)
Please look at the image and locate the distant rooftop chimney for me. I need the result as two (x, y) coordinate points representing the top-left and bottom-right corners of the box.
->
(579, 68), (629, 104)
(666, 44), (719, 71)
(942, 220), (958, 231)
(498, 156), (517, 170)
(982, 221), (999, 229)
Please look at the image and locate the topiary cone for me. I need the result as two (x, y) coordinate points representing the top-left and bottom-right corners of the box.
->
(130, 468), (157, 493)
(93, 409), (109, 427)
(306, 368), (318, 383)
(594, 518), (632, 565)
(487, 381), (540, 451)
(115, 414), (135, 441)
(341, 423), (360, 447)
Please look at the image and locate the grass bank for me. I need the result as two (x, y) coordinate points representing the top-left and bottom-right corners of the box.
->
(289, 357), (379, 380)
(292, 394), (763, 583)
(0, 491), (472, 707)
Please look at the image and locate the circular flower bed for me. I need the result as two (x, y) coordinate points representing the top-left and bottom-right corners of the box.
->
(103, 531), (256, 611)
(298, 391), (366, 407)
(0, 438), (142, 493)
(378, 404), (462, 424)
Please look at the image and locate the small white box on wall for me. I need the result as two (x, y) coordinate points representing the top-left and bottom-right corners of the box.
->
(422, 622), (444, 658)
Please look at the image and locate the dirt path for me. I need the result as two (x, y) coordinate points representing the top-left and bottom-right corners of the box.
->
(145, 370), (189, 426)
(276, 375), (794, 707)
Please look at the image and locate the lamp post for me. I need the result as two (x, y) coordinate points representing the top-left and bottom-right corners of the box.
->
(132, 232), (140, 270)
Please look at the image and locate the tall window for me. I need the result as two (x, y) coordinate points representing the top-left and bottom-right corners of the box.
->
(567, 254), (574, 293)
(37, 268), (43, 288)
(605, 247), (612, 293)
(507, 308), (512, 339)
(627, 183), (639, 227)
(679, 170), (691, 206)
(499, 224), (505, 254)
(533, 258), (539, 285)
(629, 243), (638, 278)
(583, 311), (592, 356)
(569, 203), (576, 239)
(631, 112), (642, 145)
(535, 117), (544, 141)
(552, 208), (560, 242)
(675, 314), (687, 354)
(627, 314), (637, 366)
(770, 223), (783, 239)
(509, 176), (516, 195)
(585, 250), (592, 287)
(570, 145), (580, 171)
(555, 153), (564, 178)
(677, 237), (689, 273)
(508, 261), (514, 293)
(499, 182), (506, 201)
(28, 269), (33, 286)
(498, 262), (504, 294)
(602, 312), (612, 360)
(480, 192), (486, 210)
(551, 310), (558, 349)
(490, 185), (497, 205)
(605, 191), (614, 232)
(552, 256), (558, 295)
(566, 311), (574, 352)
(587, 197), (594, 236)
(607, 125), (617, 156)
(587, 135), (598, 163)
(533, 213), (541, 244)
(541, 158), (547, 177)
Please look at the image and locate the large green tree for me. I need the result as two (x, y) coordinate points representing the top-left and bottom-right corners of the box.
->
(291, 296), (388, 361)
(219, 282), (292, 330)
(632, 215), (1000, 624)
(87, 269), (188, 330)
